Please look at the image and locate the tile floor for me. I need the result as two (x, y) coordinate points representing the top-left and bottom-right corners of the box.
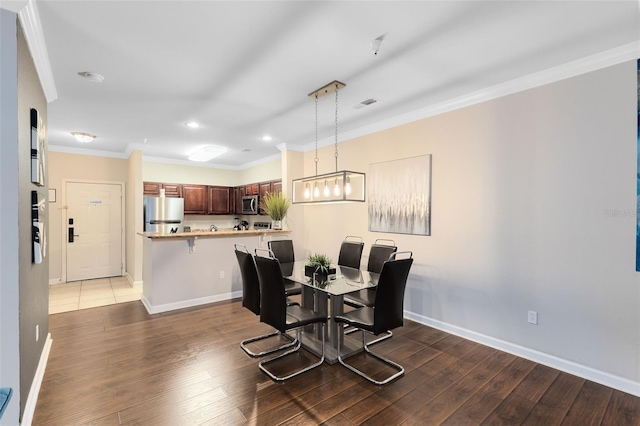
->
(49, 276), (143, 314)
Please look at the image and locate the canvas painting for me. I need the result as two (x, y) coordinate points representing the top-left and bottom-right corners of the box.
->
(368, 154), (431, 235)
(31, 108), (46, 186)
(32, 190), (46, 264)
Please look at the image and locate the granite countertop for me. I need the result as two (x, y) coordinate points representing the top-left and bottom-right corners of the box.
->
(138, 228), (291, 239)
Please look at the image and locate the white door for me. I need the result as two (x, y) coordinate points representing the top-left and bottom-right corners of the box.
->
(66, 182), (123, 282)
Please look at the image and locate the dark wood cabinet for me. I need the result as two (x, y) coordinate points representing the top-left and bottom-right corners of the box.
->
(271, 180), (282, 195)
(246, 183), (259, 195)
(143, 180), (280, 215)
(207, 186), (230, 214)
(143, 181), (161, 195)
(236, 186), (246, 214)
(182, 184), (207, 214)
(162, 183), (183, 197)
(143, 182), (182, 197)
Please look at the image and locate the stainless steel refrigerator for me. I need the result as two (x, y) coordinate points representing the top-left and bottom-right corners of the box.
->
(144, 196), (184, 233)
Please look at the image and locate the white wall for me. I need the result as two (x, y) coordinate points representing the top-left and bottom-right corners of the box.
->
(293, 61), (639, 393)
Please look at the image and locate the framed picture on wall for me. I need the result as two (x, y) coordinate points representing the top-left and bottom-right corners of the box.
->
(368, 154), (432, 236)
(31, 108), (45, 186)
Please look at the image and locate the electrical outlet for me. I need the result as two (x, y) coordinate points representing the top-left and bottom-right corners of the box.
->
(36, 324), (39, 342)
(219, 271), (225, 279)
(528, 310), (538, 325)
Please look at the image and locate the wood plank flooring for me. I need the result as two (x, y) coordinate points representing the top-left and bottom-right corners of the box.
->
(34, 299), (640, 425)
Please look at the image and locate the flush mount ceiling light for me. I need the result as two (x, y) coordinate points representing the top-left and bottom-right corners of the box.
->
(71, 132), (96, 143)
(77, 71), (104, 83)
(292, 80), (365, 204)
(261, 135), (273, 142)
(187, 145), (227, 162)
(185, 121), (200, 128)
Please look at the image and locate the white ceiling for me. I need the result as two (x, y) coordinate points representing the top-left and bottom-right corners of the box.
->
(21, 1), (640, 168)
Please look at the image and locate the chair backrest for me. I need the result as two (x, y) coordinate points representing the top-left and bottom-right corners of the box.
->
(367, 240), (398, 273)
(373, 253), (413, 335)
(234, 245), (260, 315)
(254, 253), (287, 332)
(337, 236), (364, 269)
(268, 239), (295, 264)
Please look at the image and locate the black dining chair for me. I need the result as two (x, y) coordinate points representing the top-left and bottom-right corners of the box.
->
(254, 249), (328, 381)
(335, 251), (413, 385)
(235, 244), (297, 357)
(337, 236), (364, 269)
(267, 237), (302, 296)
(343, 239), (398, 344)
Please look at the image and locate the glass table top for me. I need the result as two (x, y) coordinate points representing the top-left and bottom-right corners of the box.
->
(280, 261), (379, 296)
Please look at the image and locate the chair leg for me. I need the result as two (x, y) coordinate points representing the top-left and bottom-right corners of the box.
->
(259, 324), (325, 381)
(345, 327), (392, 345)
(240, 330), (298, 357)
(337, 327), (404, 385)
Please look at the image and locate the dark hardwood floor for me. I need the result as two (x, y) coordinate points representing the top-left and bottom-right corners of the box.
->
(34, 299), (640, 425)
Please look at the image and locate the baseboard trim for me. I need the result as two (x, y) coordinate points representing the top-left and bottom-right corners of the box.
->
(125, 273), (142, 288)
(20, 332), (52, 425)
(404, 311), (640, 397)
(48, 278), (62, 285)
(141, 291), (242, 315)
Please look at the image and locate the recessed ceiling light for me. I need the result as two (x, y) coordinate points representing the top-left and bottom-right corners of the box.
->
(185, 121), (200, 128)
(77, 71), (104, 83)
(188, 145), (227, 162)
(71, 132), (96, 143)
(261, 135), (273, 142)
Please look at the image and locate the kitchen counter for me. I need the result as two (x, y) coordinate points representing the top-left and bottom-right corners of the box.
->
(139, 228), (291, 314)
(138, 228), (290, 239)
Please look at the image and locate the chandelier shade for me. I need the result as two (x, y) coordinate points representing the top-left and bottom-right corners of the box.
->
(292, 170), (365, 204)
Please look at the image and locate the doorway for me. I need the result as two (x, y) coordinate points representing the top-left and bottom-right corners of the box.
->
(65, 181), (124, 282)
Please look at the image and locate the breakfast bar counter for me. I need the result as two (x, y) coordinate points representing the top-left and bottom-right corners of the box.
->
(139, 229), (290, 314)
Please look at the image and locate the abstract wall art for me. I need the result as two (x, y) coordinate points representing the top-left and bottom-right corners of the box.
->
(31, 108), (46, 186)
(368, 154), (431, 236)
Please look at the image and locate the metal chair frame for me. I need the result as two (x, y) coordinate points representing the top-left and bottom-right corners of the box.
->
(336, 252), (413, 385)
(235, 244), (297, 357)
(254, 249), (327, 381)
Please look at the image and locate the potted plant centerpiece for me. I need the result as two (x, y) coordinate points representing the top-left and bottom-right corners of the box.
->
(305, 253), (336, 281)
(261, 191), (291, 230)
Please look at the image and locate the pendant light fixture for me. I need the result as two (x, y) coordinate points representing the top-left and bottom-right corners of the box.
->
(292, 80), (365, 204)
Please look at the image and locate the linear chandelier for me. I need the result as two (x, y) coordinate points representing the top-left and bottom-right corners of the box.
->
(292, 80), (365, 204)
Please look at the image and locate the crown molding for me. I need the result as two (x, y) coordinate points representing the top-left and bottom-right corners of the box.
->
(301, 40), (640, 152)
(48, 144), (127, 159)
(18, 0), (57, 103)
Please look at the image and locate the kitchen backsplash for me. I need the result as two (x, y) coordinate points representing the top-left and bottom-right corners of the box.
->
(184, 214), (269, 230)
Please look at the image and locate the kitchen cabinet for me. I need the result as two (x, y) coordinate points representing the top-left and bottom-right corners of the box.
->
(246, 183), (259, 195)
(144, 182), (183, 197)
(182, 185), (207, 214)
(207, 186), (230, 214)
(271, 180), (282, 195)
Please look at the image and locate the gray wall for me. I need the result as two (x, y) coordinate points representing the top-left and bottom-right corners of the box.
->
(17, 18), (49, 420)
(0, 9), (21, 424)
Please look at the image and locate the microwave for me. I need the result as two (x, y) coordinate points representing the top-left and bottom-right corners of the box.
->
(242, 195), (259, 215)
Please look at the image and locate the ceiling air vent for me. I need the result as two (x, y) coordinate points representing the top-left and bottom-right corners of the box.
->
(352, 98), (378, 110)
(241, 148), (251, 152)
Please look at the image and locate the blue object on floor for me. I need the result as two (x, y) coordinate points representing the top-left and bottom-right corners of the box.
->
(0, 387), (12, 419)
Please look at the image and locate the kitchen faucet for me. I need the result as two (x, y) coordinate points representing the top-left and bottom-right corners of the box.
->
(210, 224), (217, 231)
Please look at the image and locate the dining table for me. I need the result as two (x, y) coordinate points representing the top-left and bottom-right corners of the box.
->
(279, 260), (380, 364)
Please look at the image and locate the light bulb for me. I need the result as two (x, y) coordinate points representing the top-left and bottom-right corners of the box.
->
(333, 178), (340, 196)
(323, 180), (330, 197)
(345, 176), (352, 195)
(313, 182), (320, 198)
(304, 183), (310, 199)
